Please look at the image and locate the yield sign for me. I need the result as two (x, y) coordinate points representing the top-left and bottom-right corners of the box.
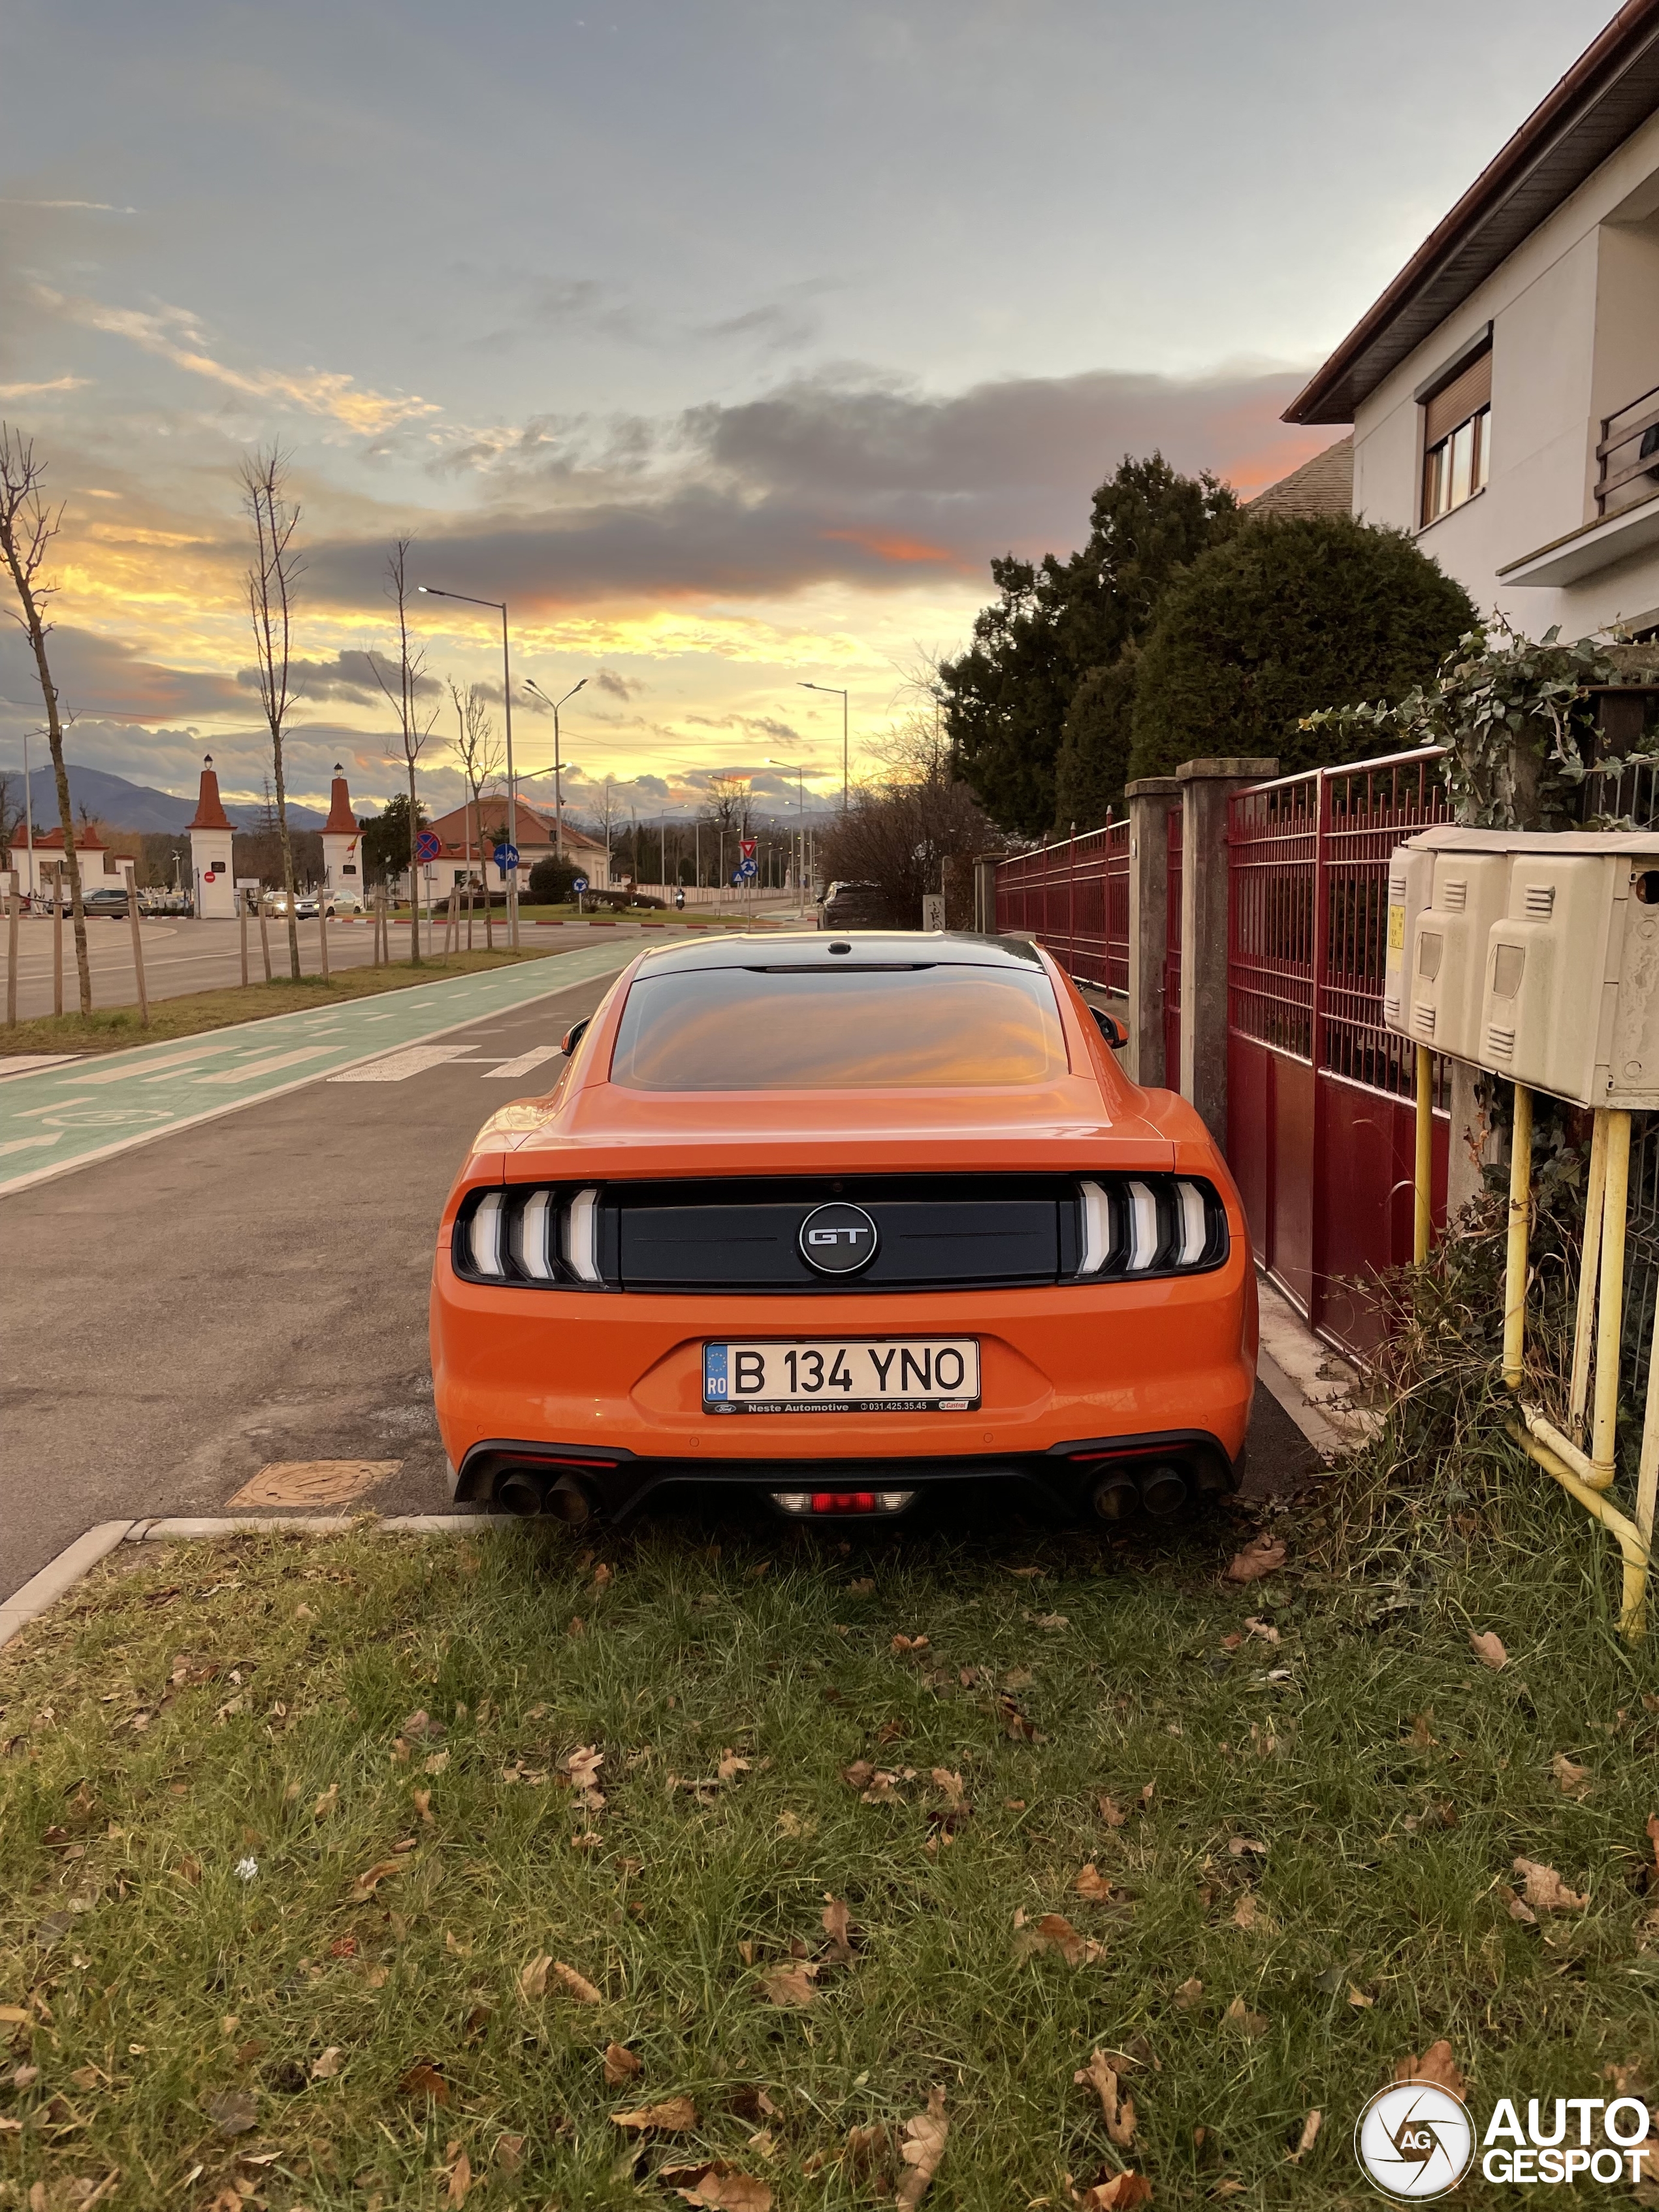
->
(739, 838), (757, 860)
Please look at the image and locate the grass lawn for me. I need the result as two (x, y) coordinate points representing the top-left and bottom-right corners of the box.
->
(4, 1467), (1659, 2209)
(0, 949), (569, 1059)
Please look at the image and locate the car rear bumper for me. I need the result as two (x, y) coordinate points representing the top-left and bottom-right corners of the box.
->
(431, 1261), (1257, 1522)
(449, 1425), (1242, 1522)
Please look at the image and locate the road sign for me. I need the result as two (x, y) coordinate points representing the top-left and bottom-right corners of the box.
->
(572, 876), (588, 895)
(494, 842), (519, 873)
(922, 893), (946, 930)
(739, 838), (757, 860)
(730, 870), (743, 886)
(739, 858), (758, 880)
(415, 830), (442, 864)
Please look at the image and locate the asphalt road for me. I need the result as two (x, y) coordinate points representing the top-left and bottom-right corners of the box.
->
(0, 959), (626, 1597)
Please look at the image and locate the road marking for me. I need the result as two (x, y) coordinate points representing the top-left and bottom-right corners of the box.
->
(328, 1043), (480, 1083)
(0, 1134), (62, 1157)
(0, 1057), (80, 1082)
(74, 1044), (240, 1085)
(197, 1047), (334, 1085)
(482, 1044), (566, 1080)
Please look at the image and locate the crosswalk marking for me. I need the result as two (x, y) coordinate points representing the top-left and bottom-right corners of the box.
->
(75, 1044), (238, 1086)
(197, 1047), (333, 1085)
(327, 1043), (479, 1084)
(481, 1044), (566, 1080)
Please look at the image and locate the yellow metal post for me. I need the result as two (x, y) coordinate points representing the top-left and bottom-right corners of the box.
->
(1512, 1423), (1651, 1640)
(1413, 1044), (1434, 1266)
(1569, 1110), (1609, 1444)
(1502, 1083), (1533, 1390)
(1591, 1110), (1633, 1489)
(1637, 1292), (1659, 1559)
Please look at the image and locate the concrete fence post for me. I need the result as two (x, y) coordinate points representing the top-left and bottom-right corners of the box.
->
(1125, 777), (1180, 1087)
(973, 854), (1001, 935)
(1176, 757), (1278, 1146)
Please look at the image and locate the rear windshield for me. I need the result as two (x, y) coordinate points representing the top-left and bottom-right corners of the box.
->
(611, 963), (1069, 1090)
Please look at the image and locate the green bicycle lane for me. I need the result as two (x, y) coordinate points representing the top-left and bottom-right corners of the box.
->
(0, 944), (634, 1199)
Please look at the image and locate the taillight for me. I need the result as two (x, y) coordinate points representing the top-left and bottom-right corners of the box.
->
(1076, 1176), (1225, 1277)
(453, 1185), (604, 1287)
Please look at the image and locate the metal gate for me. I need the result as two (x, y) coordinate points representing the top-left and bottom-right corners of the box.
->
(1227, 748), (1451, 1353)
(993, 821), (1129, 993)
(1165, 807), (1182, 1091)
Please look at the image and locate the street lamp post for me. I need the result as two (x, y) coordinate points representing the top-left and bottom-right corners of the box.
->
(523, 677), (587, 860)
(799, 683), (848, 812)
(417, 583), (519, 946)
(767, 757), (810, 919)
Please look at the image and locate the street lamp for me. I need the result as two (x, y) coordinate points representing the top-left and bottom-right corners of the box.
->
(767, 757), (813, 919)
(522, 677), (587, 859)
(417, 583), (519, 947)
(798, 683), (849, 811)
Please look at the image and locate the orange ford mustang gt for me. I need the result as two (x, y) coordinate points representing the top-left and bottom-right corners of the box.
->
(430, 931), (1257, 1526)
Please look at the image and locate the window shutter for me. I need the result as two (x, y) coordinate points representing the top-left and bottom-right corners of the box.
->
(1423, 347), (1492, 447)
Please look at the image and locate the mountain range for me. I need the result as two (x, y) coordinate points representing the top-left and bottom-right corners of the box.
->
(3, 763), (340, 834)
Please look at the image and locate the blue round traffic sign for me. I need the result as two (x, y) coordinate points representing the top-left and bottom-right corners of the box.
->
(739, 858), (758, 879)
(494, 841), (519, 871)
(415, 830), (442, 864)
(572, 876), (588, 894)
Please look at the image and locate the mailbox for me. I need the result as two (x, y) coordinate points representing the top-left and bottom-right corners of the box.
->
(1387, 827), (1659, 1108)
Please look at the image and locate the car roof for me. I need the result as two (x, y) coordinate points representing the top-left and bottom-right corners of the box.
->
(632, 930), (1049, 976)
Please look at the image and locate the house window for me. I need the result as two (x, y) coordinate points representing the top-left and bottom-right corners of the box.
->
(1421, 344), (1492, 526)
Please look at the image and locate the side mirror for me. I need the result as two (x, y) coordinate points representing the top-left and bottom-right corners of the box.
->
(1089, 1007), (1129, 1051)
(562, 1018), (590, 1057)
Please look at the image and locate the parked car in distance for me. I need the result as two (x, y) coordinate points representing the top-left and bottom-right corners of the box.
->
(432, 930), (1256, 1531)
(817, 880), (887, 931)
(82, 888), (133, 919)
(326, 890), (366, 917)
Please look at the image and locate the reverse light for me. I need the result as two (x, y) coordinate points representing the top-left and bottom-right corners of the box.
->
(453, 1184), (604, 1287)
(771, 1488), (915, 1516)
(562, 1186), (602, 1282)
(467, 1191), (506, 1276)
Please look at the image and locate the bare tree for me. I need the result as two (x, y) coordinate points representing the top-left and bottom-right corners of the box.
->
(0, 425), (93, 1012)
(371, 538), (442, 965)
(449, 678), (504, 949)
(818, 720), (1005, 927)
(239, 445), (304, 980)
(700, 773), (752, 838)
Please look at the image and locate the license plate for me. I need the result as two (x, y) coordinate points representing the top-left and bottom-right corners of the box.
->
(703, 1338), (980, 1413)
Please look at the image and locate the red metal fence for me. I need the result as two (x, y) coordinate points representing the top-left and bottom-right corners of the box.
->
(994, 822), (1129, 993)
(1227, 748), (1451, 1353)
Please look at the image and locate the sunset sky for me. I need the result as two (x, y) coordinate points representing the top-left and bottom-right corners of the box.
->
(0, 0), (1615, 825)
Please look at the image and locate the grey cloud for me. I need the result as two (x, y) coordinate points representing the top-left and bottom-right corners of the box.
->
(310, 362), (1323, 611)
(250, 650), (443, 707)
(0, 624), (244, 724)
(696, 301), (820, 352)
(594, 667), (642, 701)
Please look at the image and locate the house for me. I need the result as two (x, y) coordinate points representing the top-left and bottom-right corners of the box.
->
(1246, 436), (1353, 519)
(419, 798), (611, 897)
(2, 820), (132, 900)
(1284, 0), (1659, 639)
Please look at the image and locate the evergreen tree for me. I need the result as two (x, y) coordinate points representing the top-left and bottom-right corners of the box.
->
(1052, 650), (1140, 829)
(1128, 515), (1477, 782)
(941, 455), (1238, 837)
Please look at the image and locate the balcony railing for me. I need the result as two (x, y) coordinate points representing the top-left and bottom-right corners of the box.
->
(1596, 382), (1659, 519)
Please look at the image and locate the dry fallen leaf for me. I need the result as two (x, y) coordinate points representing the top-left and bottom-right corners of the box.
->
(312, 1783), (338, 1819)
(1075, 2050), (1136, 2146)
(202, 2087), (259, 2137)
(1469, 1629), (1508, 1671)
(1098, 1795), (1127, 1828)
(758, 1963), (820, 2008)
(1077, 2175), (1153, 2209)
(401, 1710), (433, 1739)
(717, 1750), (752, 1784)
(445, 2147), (472, 2207)
(1173, 1976), (1204, 2009)
(519, 1952), (551, 2001)
(495, 2134), (525, 2173)
(1016, 1913), (1103, 1966)
(1513, 1857), (1588, 1914)
(1232, 1893), (1268, 1932)
(310, 2047), (343, 2080)
(400, 2061), (451, 2105)
(1224, 1996), (1268, 2038)
(609, 2096), (698, 2133)
(349, 1854), (406, 1902)
(897, 2086), (948, 2209)
(1223, 1535), (1286, 1584)
(1552, 1753), (1591, 1799)
(424, 1750), (450, 1776)
(1648, 1813), (1659, 1876)
(1243, 1616), (1281, 1645)
(822, 1895), (855, 1963)
(1074, 1863), (1113, 1902)
(662, 2162), (774, 2210)
(1289, 2109), (1322, 2163)
(1394, 2040), (1465, 2097)
(554, 1960), (604, 2004)
(931, 1768), (967, 1808)
(604, 2042), (643, 2084)
(1227, 1836), (1267, 1858)
(891, 1634), (929, 1655)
